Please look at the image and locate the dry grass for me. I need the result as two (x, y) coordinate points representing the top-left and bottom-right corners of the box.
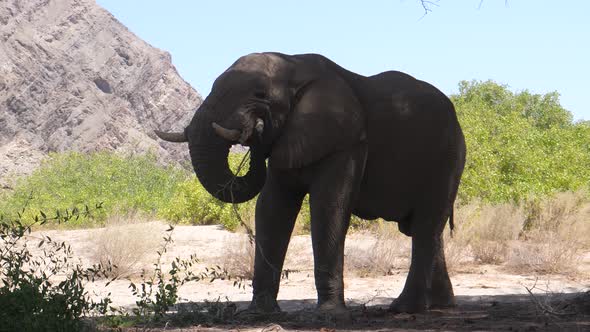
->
(508, 230), (582, 274)
(221, 235), (255, 279)
(507, 191), (590, 274)
(443, 232), (470, 273)
(344, 222), (410, 277)
(344, 190), (589, 277)
(221, 203), (311, 279)
(221, 208), (257, 280)
(465, 203), (526, 264)
(219, 190), (589, 279)
(220, 234), (312, 280)
(344, 208), (479, 277)
(284, 239), (312, 270)
(450, 191), (589, 275)
(91, 214), (164, 278)
(444, 202), (479, 272)
(523, 191), (589, 233)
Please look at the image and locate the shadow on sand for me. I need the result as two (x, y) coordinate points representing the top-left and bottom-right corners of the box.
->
(169, 291), (589, 331)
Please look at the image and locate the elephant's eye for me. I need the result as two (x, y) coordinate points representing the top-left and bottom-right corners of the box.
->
(254, 91), (267, 99)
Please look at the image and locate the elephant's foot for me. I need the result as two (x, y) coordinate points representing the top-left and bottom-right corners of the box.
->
(429, 291), (456, 309)
(317, 301), (347, 314)
(389, 294), (428, 314)
(247, 293), (281, 314)
(429, 274), (456, 309)
(316, 301), (352, 324)
(390, 290), (455, 313)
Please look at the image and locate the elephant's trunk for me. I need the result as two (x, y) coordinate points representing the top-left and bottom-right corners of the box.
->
(188, 111), (266, 203)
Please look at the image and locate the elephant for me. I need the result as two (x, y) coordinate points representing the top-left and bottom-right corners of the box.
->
(155, 52), (466, 314)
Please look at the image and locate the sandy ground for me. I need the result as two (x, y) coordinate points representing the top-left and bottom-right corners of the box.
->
(29, 224), (590, 331)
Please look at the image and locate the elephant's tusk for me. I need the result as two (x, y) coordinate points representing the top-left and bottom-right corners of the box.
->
(154, 130), (188, 143)
(212, 122), (241, 142)
(255, 118), (264, 136)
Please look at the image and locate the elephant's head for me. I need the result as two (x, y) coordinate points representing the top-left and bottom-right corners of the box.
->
(155, 53), (365, 203)
(155, 53), (296, 203)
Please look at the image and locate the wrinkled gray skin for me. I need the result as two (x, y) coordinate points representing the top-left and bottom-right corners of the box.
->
(156, 53), (466, 314)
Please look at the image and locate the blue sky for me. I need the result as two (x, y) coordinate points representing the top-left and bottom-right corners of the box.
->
(96, 1), (589, 120)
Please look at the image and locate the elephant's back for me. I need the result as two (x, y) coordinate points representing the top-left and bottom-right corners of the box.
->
(353, 71), (463, 221)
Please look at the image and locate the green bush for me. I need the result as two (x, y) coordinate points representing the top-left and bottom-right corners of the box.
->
(0, 152), (187, 226)
(0, 205), (112, 331)
(0, 202), (238, 330)
(0, 151), (260, 230)
(159, 177), (255, 230)
(453, 80), (590, 203)
(158, 153), (257, 230)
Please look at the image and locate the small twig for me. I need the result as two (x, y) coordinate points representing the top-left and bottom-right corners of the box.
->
(525, 279), (576, 317)
(231, 198), (255, 244)
(227, 151), (256, 244)
(228, 153), (281, 276)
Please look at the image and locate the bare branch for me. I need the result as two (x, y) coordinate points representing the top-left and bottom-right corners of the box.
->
(478, 1), (510, 10)
(420, 0), (440, 15)
(525, 279), (577, 318)
(224, 152), (281, 276)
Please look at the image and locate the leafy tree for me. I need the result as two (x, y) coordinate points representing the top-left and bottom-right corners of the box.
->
(453, 80), (590, 203)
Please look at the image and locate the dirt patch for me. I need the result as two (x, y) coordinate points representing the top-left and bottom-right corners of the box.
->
(105, 293), (590, 331)
(29, 225), (590, 331)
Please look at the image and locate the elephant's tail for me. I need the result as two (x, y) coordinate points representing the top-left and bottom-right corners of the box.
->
(449, 205), (455, 237)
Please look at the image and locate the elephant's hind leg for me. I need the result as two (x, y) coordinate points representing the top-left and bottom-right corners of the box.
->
(429, 234), (455, 309)
(390, 211), (454, 313)
(249, 169), (305, 313)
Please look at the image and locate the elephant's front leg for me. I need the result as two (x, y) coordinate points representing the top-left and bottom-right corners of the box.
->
(308, 144), (367, 312)
(249, 169), (305, 313)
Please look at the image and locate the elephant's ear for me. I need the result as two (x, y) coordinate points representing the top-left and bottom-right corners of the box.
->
(270, 77), (366, 169)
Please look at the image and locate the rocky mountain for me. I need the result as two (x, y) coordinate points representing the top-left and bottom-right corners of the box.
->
(0, 0), (202, 186)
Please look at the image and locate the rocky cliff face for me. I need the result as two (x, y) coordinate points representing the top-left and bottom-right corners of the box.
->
(0, 0), (202, 186)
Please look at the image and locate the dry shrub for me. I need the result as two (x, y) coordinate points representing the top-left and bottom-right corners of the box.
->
(284, 239), (313, 270)
(345, 205), (480, 276)
(444, 202), (480, 272)
(92, 214), (164, 278)
(508, 191), (590, 274)
(221, 235), (255, 279)
(218, 190), (589, 278)
(574, 203), (590, 250)
(345, 222), (410, 277)
(443, 229), (470, 273)
(509, 229), (582, 274)
(344, 233), (378, 277)
(462, 203), (526, 264)
(221, 233), (312, 280)
(221, 208), (258, 280)
(523, 191), (588, 232)
(448, 191), (589, 273)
